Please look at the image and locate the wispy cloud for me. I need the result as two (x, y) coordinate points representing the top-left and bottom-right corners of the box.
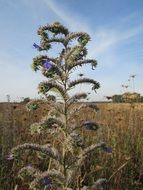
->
(89, 24), (143, 57)
(42, 0), (91, 33)
(43, 0), (143, 61)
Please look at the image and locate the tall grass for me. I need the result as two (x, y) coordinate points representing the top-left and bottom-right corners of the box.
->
(1, 102), (143, 189)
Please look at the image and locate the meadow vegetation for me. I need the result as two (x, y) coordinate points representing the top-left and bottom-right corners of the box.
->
(1, 102), (143, 189)
(0, 22), (143, 190)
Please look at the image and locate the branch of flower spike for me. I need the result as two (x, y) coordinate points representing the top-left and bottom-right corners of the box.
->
(68, 59), (97, 71)
(67, 93), (88, 104)
(67, 103), (85, 119)
(68, 143), (110, 185)
(30, 169), (65, 189)
(10, 143), (62, 164)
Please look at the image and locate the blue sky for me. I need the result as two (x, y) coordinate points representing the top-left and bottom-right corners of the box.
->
(0, 0), (143, 101)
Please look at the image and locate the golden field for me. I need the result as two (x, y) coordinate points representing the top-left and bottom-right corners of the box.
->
(1, 102), (143, 190)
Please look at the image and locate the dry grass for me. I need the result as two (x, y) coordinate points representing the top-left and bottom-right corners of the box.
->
(1, 102), (143, 189)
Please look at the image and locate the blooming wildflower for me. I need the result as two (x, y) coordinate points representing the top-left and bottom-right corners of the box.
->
(33, 43), (41, 50)
(7, 153), (14, 160)
(82, 121), (99, 131)
(42, 176), (52, 186)
(43, 60), (53, 70)
(101, 146), (112, 154)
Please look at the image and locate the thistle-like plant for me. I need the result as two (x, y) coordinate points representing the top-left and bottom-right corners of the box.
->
(10, 22), (111, 190)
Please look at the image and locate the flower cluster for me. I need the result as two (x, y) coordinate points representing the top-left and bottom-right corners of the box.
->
(10, 22), (111, 190)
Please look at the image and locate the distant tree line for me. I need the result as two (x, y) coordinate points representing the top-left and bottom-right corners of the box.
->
(111, 92), (143, 103)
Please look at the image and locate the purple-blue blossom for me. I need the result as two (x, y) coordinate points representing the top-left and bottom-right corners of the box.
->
(43, 60), (53, 70)
(42, 176), (52, 186)
(82, 121), (98, 131)
(102, 146), (112, 154)
(33, 43), (41, 50)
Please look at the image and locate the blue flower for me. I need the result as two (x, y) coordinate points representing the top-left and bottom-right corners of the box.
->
(33, 43), (41, 50)
(102, 146), (112, 154)
(43, 60), (53, 70)
(82, 121), (99, 131)
(42, 176), (52, 186)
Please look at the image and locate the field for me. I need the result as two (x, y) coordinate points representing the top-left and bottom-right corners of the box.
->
(1, 102), (143, 190)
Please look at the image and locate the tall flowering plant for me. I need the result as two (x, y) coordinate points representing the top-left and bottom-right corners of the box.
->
(10, 22), (110, 190)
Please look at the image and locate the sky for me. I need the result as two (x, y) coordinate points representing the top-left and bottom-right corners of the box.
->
(0, 0), (143, 102)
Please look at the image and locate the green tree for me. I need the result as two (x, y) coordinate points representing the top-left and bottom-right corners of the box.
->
(112, 95), (123, 103)
(122, 92), (141, 103)
(10, 22), (110, 190)
(140, 96), (143, 102)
